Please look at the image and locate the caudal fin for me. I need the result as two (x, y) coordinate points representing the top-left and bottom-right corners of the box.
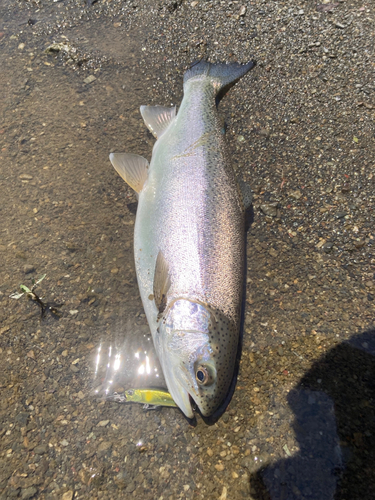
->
(183, 59), (256, 104)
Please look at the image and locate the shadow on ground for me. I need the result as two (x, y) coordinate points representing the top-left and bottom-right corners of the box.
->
(249, 329), (375, 500)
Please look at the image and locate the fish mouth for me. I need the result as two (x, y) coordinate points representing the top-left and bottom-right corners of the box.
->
(171, 389), (198, 427)
(166, 371), (228, 424)
(161, 363), (194, 418)
(168, 383), (194, 419)
(159, 354), (198, 420)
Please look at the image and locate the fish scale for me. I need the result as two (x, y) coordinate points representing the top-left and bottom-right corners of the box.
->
(142, 82), (243, 323)
(109, 60), (256, 420)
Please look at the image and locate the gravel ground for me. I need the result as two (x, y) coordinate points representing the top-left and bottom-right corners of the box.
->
(0, 0), (374, 499)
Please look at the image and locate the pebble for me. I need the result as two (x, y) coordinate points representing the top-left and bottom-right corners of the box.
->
(114, 472), (127, 489)
(97, 441), (112, 452)
(258, 128), (269, 138)
(239, 5), (247, 17)
(21, 487), (37, 500)
(260, 203), (278, 217)
(27, 351), (35, 362)
(221, 413), (230, 423)
(19, 174), (33, 180)
(34, 444), (48, 455)
(23, 264), (35, 274)
(219, 486), (227, 500)
(84, 75), (96, 84)
(97, 420), (109, 427)
(65, 241), (77, 252)
(289, 190), (302, 200)
(240, 456), (253, 470)
(126, 482), (136, 493)
(322, 242), (334, 253)
(61, 492), (74, 500)
(336, 211), (347, 219)
(15, 412), (30, 426)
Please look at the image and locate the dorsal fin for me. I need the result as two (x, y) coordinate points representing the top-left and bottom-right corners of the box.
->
(153, 251), (171, 315)
(109, 153), (149, 193)
(140, 105), (176, 139)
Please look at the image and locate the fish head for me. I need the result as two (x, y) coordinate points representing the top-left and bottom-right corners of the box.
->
(155, 299), (238, 419)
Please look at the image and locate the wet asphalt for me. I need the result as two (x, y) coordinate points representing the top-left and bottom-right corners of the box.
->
(0, 0), (374, 499)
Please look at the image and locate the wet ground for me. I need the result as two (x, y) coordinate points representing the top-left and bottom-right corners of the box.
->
(0, 0), (374, 498)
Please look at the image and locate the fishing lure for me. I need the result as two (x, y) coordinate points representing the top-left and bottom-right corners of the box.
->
(107, 388), (177, 410)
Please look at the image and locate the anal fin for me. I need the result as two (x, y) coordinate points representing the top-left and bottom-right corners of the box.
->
(109, 153), (149, 194)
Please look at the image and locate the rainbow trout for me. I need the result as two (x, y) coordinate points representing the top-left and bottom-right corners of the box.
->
(109, 60), (255, 420)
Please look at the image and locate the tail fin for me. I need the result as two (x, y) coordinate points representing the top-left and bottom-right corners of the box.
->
(183, 60), (256, 104)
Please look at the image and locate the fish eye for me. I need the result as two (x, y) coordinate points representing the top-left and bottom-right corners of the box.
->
(196, 366), (212, 386)
(127, 389), (134, 396)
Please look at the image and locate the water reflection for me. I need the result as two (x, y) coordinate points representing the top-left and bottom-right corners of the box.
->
(90, 320), (165, 398)
(250, 330), (375, 500)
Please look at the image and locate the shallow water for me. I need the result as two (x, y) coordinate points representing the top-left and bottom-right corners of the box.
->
(1, 1), (374, 499)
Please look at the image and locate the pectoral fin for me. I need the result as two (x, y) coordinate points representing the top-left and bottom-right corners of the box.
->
(153, 251), (171, 316)
(109, 153), (149, 194)
(140, 105), (176, 139)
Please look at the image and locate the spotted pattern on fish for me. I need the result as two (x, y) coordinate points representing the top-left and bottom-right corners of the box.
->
(202, 312), (239, 414)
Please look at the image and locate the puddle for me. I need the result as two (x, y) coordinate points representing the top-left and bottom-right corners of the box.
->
(0, 0), (159, 402)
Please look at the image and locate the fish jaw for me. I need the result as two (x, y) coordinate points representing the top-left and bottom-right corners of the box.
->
(160, 359), (195, 419)
(156, 299), (238, 418)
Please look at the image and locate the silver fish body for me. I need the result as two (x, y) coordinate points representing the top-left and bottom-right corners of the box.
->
(110, 61), (255, 419)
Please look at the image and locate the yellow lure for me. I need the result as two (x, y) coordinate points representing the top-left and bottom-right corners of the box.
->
(109, 388), (177, 408)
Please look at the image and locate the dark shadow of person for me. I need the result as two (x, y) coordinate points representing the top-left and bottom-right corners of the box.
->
(248, 329), (375, 500)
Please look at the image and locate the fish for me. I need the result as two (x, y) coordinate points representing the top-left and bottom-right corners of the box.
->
(109, 60), (255, 421)
(107, 388), (177, 409)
